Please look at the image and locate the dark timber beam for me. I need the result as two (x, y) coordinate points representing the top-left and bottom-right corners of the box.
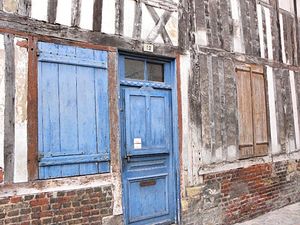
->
(71, 0), (81, 27)
(4, 33), (15, 183)
(133, 1), (142, 39)
(115, 0), (124, 35)
(93, 0), (103, 32)
(47, 0), (57, 24)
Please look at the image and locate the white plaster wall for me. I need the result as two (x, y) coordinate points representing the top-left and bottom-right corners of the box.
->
(31, 0), (48, 21)
(0, 35), (5, 171)
(180, 53), (191, 186)
(257, 4), (265, 58)
(141, 3), (155, 40)
(79, 0), (94, 30)
(230, 0), (245, 53)
(265, 7), (273, 60)
(279, 13), (287, 64)
(278, 0), (294, 13)
(56, 0), (72, 26)
(14, 38), (28, 183)
(165, 11), (178, 46)
(123, 0), (135, 38)
(101, 0), (116, 34)
(267, 66), (280, 155)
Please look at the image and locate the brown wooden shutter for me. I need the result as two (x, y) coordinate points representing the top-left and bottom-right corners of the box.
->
(236, 70), (255, 158)
(252, 72), (268, 156)
(236, 67), (268, 159)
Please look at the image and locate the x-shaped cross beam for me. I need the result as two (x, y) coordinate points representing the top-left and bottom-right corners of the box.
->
(146, 5), (172, 44)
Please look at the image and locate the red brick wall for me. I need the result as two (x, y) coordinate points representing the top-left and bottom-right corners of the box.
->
(182, 160), (300, 225)
(0, 186), (113, 225)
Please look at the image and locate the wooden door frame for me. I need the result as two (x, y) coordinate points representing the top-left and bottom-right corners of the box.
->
(117, 51), (181, 224)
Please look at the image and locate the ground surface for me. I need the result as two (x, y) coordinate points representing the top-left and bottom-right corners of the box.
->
(235, 202), (300, 225)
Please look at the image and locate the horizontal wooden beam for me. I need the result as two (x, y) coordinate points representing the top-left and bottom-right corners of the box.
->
(0, 11), (180, 57)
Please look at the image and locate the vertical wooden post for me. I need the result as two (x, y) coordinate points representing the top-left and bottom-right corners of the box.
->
(115, 0), (124, 35)
(18, 0), (31, 17)
(3, 33), (15, 183)
(71, 0), (81, 27)
(133, 1), (142, 39)
(0, 0), (3, 11)
(93, 0), (103, 32)
(27, 36), (38, 181)
(47, 0), (58, 24)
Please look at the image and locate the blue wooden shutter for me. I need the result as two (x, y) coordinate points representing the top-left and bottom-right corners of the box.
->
(37, 42), (110, 179)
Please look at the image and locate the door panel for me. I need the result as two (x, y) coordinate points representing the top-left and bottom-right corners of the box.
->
(122, 88), (176, 225)
(125, 89), (171, 156)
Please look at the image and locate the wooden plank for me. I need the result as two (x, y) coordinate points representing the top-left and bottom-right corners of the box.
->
(274, 68), (286, 153)
(47, 0), (58, 24)
(208, 0), (219, 48)
(252, 72), (268, 156)
(132, 1), (142, 39)
(3, 33), (15, 183)
(71, 0), (81, 27)
(219, 0), (232, 51)
(178, 0), (189, 49)
(248, 0), (260, 56)
(115, 0), (124, 35)
(27, 36), (38, 181)
(236, 69), (254, 158)
(17, 0), (31, 17)
(93, 0), (102, 32)
(199, 54), (211, 161)
(239, 0), (252, 54)
(224, 59), (238, 159)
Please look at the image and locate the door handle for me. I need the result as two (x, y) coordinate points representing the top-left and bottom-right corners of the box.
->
(124, 155), (131, 162)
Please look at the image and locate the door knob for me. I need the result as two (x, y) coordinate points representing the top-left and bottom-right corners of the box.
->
(124, 155), (131, 162)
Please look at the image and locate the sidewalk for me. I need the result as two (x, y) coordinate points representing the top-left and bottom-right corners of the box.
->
(235, 202), (300, 225)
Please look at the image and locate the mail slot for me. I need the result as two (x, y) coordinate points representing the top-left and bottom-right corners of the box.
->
(140, 179), (156, 187)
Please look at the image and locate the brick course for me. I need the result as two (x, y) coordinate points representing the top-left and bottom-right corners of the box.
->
(0, 186), (113, 225)
(182, 160), (300, 225)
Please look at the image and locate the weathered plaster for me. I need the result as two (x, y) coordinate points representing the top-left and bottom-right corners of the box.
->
(141, 3), (155, 40)
(165, 11), (178, 46)
(180, 53), (190, 186)
(3, 0), (17, 13)
(267, 66), (280, 154)
(14, 38), (28, 183)
(123, 0), (135, 38)
(79, 0), (94, 30)
(230, 0), (245, 53)
(31, 0), (48, 21)
(257, 4), (265, 58)
(101, 0), (116, 34)
(56, 0), (72, 26)
(0, 34), (4, 171)
(265, 7), (273, 60)
(279, 13), (287, 64)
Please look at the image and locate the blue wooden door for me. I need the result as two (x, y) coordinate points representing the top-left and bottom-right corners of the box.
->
(121, 87), (176, 225)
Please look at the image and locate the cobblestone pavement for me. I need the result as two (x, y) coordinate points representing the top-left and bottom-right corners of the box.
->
(235, 202), (300, 225)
